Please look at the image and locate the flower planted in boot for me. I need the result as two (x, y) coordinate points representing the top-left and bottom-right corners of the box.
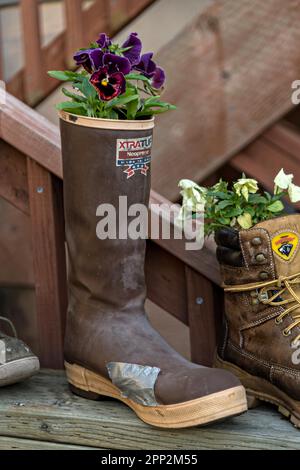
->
(0, 317), (39, 387)
(48, 32), (175, 120)
(214, 217), (300, 428)
(60, 113), (247, 429)
(90, 67), (126, 101)
(55, 29), (246, 429)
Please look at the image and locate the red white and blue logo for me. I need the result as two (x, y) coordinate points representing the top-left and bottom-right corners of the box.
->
(116, 136), (152, 179)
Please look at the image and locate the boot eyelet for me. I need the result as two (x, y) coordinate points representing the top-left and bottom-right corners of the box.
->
(275, 318), (283, 325)
(283, 329), (291, 337)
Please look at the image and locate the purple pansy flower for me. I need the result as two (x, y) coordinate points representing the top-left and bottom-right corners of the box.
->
(74, 49), (131, 76)
(135, 52), (166, 89)
(90, 66), (126, 101)
(73, 49), (95, 73)
(151, 66), (166, 89)
(89, 49), (104, 70)
(102, 53), (131, 75)
(135, 52), (156, 78)
(122, 32), (142, 66)
(96, 33), (111, 50)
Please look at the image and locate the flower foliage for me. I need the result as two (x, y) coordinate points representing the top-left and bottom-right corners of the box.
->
(178, 169), (300, 237)
(48, 32), (176, 120)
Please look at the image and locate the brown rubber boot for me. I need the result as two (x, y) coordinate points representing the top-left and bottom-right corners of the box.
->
(215, 215), (300, 427)
(60, 112), (246, 429)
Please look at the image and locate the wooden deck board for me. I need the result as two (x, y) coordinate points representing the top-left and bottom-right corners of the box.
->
(0, 370), (299, 450)
(0, 436), (95, 450)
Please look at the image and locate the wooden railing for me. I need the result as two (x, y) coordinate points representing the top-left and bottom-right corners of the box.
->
(0, 0), (155, 105)
(0, 91), (222, 369)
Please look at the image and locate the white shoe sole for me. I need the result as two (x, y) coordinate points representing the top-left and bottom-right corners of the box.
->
(65, 361), (247, 429)
(0, 357), (40, 387)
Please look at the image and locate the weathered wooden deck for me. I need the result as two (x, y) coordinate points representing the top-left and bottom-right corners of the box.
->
(0, 371), (299, 450)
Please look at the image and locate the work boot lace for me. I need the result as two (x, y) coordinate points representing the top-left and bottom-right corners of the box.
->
(224, 273), (300, 345)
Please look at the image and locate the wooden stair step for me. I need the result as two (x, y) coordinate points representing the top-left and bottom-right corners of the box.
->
(0, 370), (299, 450)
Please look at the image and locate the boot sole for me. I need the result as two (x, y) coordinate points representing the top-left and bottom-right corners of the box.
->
(0, 357), (40, 387)
(65, 361), (247, 429)
(215, 355), (300, 428)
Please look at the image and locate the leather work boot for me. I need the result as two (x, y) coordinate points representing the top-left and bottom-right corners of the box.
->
(215, 214), (300, 427)
(0, 317), (39, 386)
(60, 112), (247, 429)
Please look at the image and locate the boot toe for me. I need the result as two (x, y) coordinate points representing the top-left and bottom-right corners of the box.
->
(155, 366), (242, 405)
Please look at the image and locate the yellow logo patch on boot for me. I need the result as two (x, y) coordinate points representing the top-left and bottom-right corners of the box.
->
(272, 232), (299, 261)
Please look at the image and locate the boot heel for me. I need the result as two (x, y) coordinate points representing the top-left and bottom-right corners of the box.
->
(69, 383), (101, 400)
(65, 361), (121, 401)
(247, 394), (261, 409)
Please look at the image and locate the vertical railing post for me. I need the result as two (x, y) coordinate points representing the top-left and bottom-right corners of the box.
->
(91, 0), (111, 35)
(185, 266), (222, 367)
(64, 0), (85, 68)
(0, 14), (3, 81)
(20, 0), (45, 105)
(27, 158), (67, 369)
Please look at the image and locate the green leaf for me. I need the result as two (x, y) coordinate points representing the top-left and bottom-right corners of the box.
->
(143, 97), (176, 110)
(126, 97), (139, 120)
(107, 109), (119, 120)
(244, 206), (255, 216)
(136, 105), (176, 117)
(237, 213), (253, 229)
(145, 102), (176, 111)
(89, 42), (99, 49)
(144, 96), (161, 105)
(74, 77), (97, 99)
(264, 191), (272, 201)
(120, 46), (132, 53)
(227, 207), (243, 217)
(249, 194), (268, 204)
(62, 88), (86, 103)
(48, 70), (79, 81)
(126, 73), (152, 83)
(56, 101), (86, 111)
(218, 217), (231, 225)
(267, 200), (284, 213)
(216, 200), (234, 210)
(55, 101), (87, 116)
(209, 191), (232, 200)
(106, 94), (140, 109)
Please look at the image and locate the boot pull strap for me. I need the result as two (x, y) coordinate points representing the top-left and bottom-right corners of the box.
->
(0, 316), (17, 338)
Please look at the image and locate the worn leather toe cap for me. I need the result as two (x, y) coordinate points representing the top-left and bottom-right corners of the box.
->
(155, 365), (242, 405)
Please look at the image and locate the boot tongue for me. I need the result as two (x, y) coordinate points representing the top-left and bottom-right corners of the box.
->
(255, 215), (300, 278)
(255, 215), (300, 315)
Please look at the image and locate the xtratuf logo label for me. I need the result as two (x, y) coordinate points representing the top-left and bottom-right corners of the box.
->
(116, 136), (152, 179)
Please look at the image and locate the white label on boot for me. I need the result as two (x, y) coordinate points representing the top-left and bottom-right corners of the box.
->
(116, 136), (152, 179)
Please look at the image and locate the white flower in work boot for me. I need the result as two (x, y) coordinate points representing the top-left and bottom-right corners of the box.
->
(234, 178), (258, 201)
(274, 168), (294, 193)
(178, 179), (206, 220)
(288, 183), (300, 203)
(274, 169), (300, 203)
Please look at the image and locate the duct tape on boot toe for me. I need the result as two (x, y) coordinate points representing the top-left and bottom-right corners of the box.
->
(106, 362), (160, 407)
